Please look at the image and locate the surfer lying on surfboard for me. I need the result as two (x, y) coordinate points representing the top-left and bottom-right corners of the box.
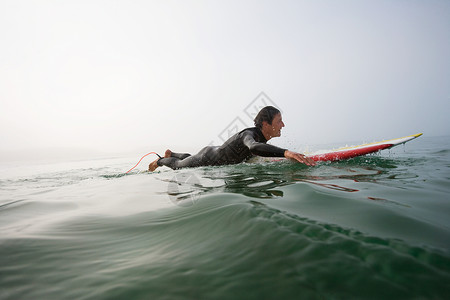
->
(148, 106), (316, 171)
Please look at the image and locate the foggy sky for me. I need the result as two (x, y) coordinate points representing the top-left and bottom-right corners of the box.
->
(1, 0), (449, 156)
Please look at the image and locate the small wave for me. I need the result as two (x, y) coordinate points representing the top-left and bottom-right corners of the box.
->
(101, 173), (128, 179)
(432, 149), (450, 155)
(0, 199), (26, 210)
(9, 197), (446, 299)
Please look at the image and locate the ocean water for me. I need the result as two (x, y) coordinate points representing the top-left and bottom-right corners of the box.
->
(1, 136), (449, 299)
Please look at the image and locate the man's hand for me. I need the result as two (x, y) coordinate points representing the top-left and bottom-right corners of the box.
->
(284, 150), (316, 166)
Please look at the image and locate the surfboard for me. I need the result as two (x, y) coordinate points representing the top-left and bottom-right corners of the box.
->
(307, 133), (422, 161)
(248, 133), (423, 163)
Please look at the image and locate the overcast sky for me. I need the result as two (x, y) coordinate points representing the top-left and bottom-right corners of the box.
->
(1, 0), (449, 156)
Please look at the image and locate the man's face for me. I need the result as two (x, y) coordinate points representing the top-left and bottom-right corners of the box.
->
(266, 113), (285, 138)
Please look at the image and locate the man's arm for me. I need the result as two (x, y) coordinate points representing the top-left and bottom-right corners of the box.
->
(284, 150), (316, 166)
(242, 133), (286, 157)
(242, 132), (316, 166)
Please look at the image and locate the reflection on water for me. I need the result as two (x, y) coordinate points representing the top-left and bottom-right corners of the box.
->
(296, 179), (359, 192)
(158, 157), (398, 203)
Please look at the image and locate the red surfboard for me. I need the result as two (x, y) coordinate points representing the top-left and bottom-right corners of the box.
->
(308, 133), (422, 161)
(248, 133), (423, 163)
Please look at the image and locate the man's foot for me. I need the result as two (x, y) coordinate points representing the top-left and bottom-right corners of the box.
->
(164, 149), (172, 158)
(148, 159), (159, 172)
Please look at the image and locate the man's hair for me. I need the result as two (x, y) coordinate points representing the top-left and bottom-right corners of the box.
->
(254, 106), (281, 129)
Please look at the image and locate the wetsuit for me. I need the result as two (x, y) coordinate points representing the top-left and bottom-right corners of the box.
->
(157, 127), (287, 170)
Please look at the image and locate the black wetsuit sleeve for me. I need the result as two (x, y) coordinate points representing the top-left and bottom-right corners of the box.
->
(242, 132), (287, 157)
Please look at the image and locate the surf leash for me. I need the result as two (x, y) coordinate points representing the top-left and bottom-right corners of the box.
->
(126, 152), (161, 174)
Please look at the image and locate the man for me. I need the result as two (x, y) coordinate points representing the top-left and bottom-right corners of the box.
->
(149, 106), (315, 171)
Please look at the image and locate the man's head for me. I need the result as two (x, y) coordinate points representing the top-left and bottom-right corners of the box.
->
(254, 106), (284, 139)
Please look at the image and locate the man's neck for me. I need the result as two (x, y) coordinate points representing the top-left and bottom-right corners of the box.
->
(260, 128), (272, 141)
